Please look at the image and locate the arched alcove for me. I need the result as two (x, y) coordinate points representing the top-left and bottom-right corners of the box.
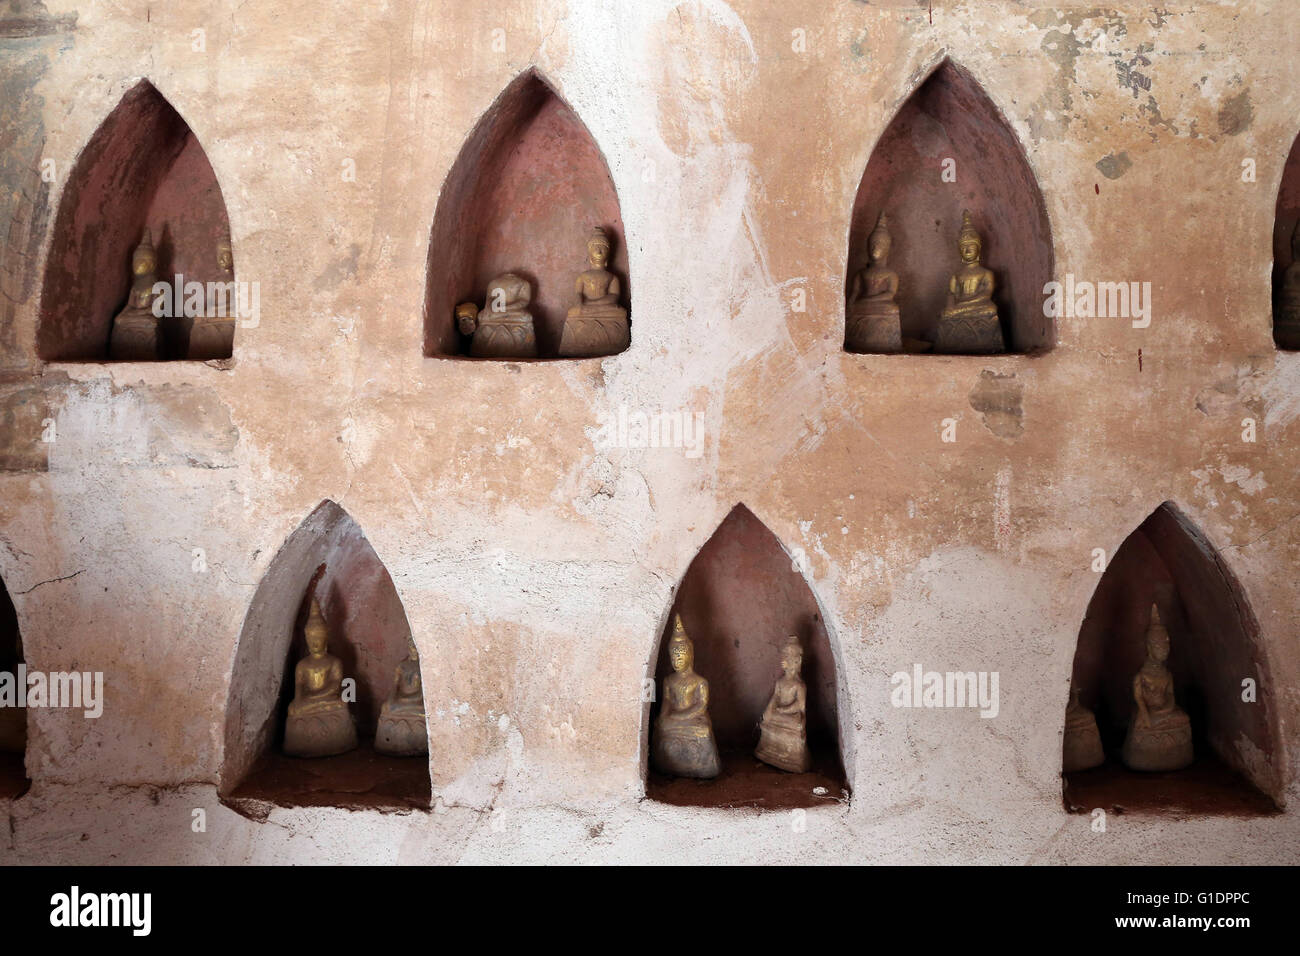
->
(846, 58), (1054, 354)
(1062, 502), (1282, 815)
(1272, 130), (1300, 349)
(38, 79), (235, 361)
(423, 68), (630, 359)
(221, 501), (430, 813)
(0, 576), (28, 799)
(643, 504), (849, 809)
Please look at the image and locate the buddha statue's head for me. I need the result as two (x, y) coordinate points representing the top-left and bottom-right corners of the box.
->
(868, 212), (891, 263)
(216, 238), (233, 273)
(586, 227), (612, 269)
(667, 615), (695, 673)
(1145, 603), (1170, 663)
(780, 635), (803, 676)
(957, 210), (982, 265)
(455, 301), (479, 335)
(304, 598), (330, 657)
(132, 229), (157, 276)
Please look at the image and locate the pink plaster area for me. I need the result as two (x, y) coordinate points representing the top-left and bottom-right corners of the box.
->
(1067, 502), (1281, 805)
(424, 70), (628, 357)
(847, 60), (1054, 352)
(37, 80), (233, 360)
(648, 505), (847, 787)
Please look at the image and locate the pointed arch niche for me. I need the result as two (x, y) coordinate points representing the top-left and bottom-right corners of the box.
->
(643, 505), (849, 808)
(0, 575), (29, 799)
(422, 69), (630, 359)
(1271, 130), (1300, 349)
(220, 501), (430, 813)
(38, 79), (235, 361)
(1062, 502), (1282, 815)
(846, 59), (1054, 354)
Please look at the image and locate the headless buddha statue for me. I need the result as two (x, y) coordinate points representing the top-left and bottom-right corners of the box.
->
(652, 615), (720, 778)
(109, 229), (162, 361)
(934, 210), (1005, 354)
(1121, 603), (1193, 772)
(1275, 220), (1300, 348)
(1062, 685), (1105, 772)
(845, 212), (902, 353)
(558, 227), (630, 357)
(188, 237), (236, 360)
(458, 273), (538, 358)
(375, 634), (428, 757)
(755, 635), (811, 773)
(283, 597), (357, 757)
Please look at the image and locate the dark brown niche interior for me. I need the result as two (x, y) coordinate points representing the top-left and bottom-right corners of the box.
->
(38, 79), (233, 361)
(1063, 502), (1282, 816)
(221, 501), (430, 815)
(645, 505), (848, 809)
(846, 58), (1054, 354)
(423, 69), (630, 359)
(1271, 129), (1300, 349)
(0, 577), (29, 800)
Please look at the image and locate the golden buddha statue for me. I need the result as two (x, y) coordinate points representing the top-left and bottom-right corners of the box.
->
(1275, 220), (1300, 348)
(755, 635), (811, 773)
(188, 237), (236, 360)
(934, 210), (1005, 354)
(1062, 685), (1104, 772)
(375, 634), (428, 757)
(845, 212), (902, 353)
(283, 597), (357, 757)
(1121, 603), (1193, 772)
(652, 615), (720, 778)
(558, 227), (630, 357)
(109, 229), (162, 360)
(459, 273), (538, 358)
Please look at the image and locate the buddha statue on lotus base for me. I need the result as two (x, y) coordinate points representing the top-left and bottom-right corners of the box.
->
(375, 634), (428, 757)
(188, 237), (237, 360)
(755, 635), (811, 773)
(1062, 685), (1105, 772)
(1275, 220), (1300, 349)
(558, 227), (630, 357)
(934, 211), (1005, 354)
(458, 273), (538, 358)
(652, 615), (720, 779)
(845, 213), (902, 353)
(1121, 603), (1193, 772)
(109, 229), (163, 361)
(284, 597), (357, 758)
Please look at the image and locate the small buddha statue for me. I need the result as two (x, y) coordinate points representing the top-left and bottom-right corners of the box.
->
(460, 273), (538, 358)
(1121, 603), (1193, 772)
(652, 615), (720, 779)
(109, 229), (162, 360)
(1062, 685), (1105, 772)
(375, 634), (428, 757)
(755, 635), (811, 773)
(934, 210), (1005, 354)
(1275, 219), (1300, 348)
(558, 227), (630, 357)
(845, 212), (902, 353)
(283, 597), (357, 757)
(188, 237), (236, 360)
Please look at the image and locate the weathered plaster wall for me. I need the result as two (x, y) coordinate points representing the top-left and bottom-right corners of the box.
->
(0, 0), (1298, 863)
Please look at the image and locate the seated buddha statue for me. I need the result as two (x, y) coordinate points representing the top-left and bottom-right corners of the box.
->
(652, 615), (720, 778)
(845, 212), (902, 353)
(1121, 603), (1193, 772)
(375, 634), (428, 756)
(283, 597), (357, 757)
(1062, 684), (1105, 772)
(1275, 219), (1300, 348)
(934, 210), (1006, 354)
(459, 273), (538, 358)
(558, 227), (630, 357)
(755, 635), (811, 773)
(109, 229), (163, 361)
(188, 237), (236, 360)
